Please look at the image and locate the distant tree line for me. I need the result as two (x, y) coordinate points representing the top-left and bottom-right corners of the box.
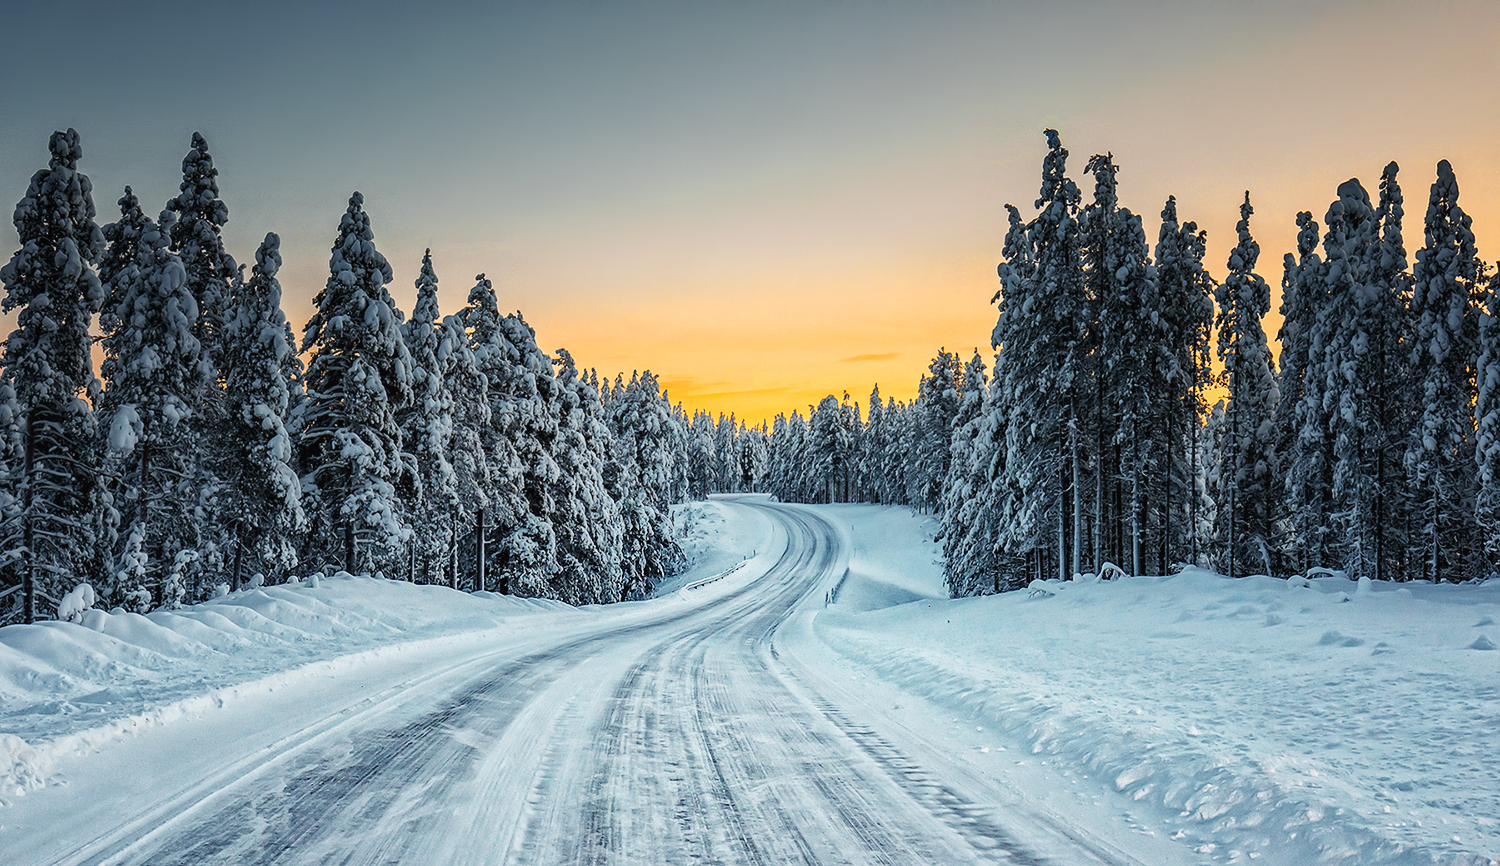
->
(0, 130), (685, 624)
(695, 131), (1498, 592)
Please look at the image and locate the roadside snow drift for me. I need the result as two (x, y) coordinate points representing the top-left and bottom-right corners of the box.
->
(0, 575), (576, 796)
(814, 505), (1500, 866)
(0, 499), (762, 802)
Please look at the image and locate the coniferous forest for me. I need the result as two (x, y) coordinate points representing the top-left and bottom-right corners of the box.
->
(1, 127), (1494, 624)
(696, 130), (1499, 595)
(0, 130), (685, 624)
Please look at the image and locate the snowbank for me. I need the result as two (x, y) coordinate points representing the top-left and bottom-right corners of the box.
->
(814, 517), (1500, 865)
(817, 503), (948, 610)
(0, 574), (576, 797)
(656, 494), (777, 596)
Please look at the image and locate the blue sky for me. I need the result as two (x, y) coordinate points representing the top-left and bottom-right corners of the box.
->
(2, 0), (1497, 420)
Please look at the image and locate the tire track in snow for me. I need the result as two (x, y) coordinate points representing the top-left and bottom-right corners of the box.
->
(65, 501), (1137, 865)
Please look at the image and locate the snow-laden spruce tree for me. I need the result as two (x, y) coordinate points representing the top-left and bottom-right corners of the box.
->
(441, 311), (491, 589)
(166, 132), (236, 369)
(1276, 211), (1333, 572)
(686, 411), (717, 498)
(764, 412), (795, 501)
(0, 130), (108, 622)
(165, 134), (237, 580)
(1406, 160), (1481, 582)
(607, 371), (685, 598)
(1155, 196), (1215, 568)
(809, 395), (851, 504)
(1213, 193), (1279, 576)
(1000, 130), (1085, 582)
(1079, 153), (1120, 576)
(738, 419), (767, 492)
(860, 385), (887, 502)
(215, 232), (305, 587)
(943, 352), (1008, 596)
(550, 349), (624, 604)
(98, 200), (209, 608)
(397, 250), (457, 583)
(461, 274), (525, 590)
(1372, 162), (1415, 577)
(1318, 176), (1410, 580)
(1091, 169), (1168, 577)
(714, 413), (741, 494)
(494, 311), (561, 597)
(1476, 265), (1500, 573)
(988, 202), (1038, 583)
(297, 192), (415, 574)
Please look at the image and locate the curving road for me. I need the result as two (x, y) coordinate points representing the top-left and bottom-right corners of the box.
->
(15, 501), (1145, 866)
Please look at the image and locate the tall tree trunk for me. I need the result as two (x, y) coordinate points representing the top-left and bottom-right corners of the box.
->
(1161, 415), (1172, 573)
(232, 522), (245, 592)
(1095, 372), (1105, 572)
(1057, 440), (1068, 583)
(1131, 437), (1142, 577)
(475, 506), (486, 592)
(1071, 400), (1082, 579)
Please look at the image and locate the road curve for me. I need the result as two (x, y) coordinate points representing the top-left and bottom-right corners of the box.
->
(22, 501), (1141, 866)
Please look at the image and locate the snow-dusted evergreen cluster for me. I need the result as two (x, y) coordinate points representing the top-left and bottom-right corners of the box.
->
(703, 131), (1497, 592)
(949, 133), (1498, 591)
(682, 357), (984, 512)
(0, 131), (685, 623)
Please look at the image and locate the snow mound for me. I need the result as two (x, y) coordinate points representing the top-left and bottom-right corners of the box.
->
(818, 567), (1500, 864)
(0, 574), (581, 795)
(819, 503), (947, 609)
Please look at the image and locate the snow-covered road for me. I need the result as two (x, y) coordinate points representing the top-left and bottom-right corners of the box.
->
(1, 500), (1155, 865)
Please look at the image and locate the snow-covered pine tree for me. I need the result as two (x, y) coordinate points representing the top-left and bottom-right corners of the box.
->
(494, 311), (561, 598)
(0, 130), (108, 622)
(1476, 264), (1500, 573)
(1276, 211), (1333, 573)
(1004, 130), (1085, 582)
(988, 202), (1038, 584)
(461, 274), (526, 591)
(1096, 181), (1168, 577)
(215, 232), (305, 588)
(808, 395), (851, 504)
(907, 349), (965, 512)
(1213, 193), (1279, 576)
(398, 250), (457, 583)
(442, 311), (491, 589)
(1406, 160), (1481, 582)
(1080, 153), (1120, 576)
(1372, 162), (1414, 579)
(942, 350), (1001, 596)
(607, 371), (685, 597)
(1319, 177), (1409, 580)
(550, 349), (624, 604)
(686, 411), (717, 498)
(166, 132), (235, 370)
(860, 385), (887, 502)
(739, 420), (768, 492)
(165, 134), (236, 580)
(98, 201), (209, 608)
(713, 413), (740, 494)
(297, 192), (415, 574)
(1155, 197), (1216, 569)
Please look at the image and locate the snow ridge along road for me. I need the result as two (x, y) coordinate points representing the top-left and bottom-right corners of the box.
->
(7, 500), (1145, 865)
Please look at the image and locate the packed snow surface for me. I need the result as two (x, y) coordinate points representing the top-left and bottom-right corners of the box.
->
(0, 498), (1496, 866)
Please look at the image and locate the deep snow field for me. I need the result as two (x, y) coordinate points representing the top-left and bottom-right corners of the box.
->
(2, 498), (1498, 866)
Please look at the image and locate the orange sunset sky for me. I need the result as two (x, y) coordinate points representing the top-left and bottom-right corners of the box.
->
(1, 1), (1497, 424)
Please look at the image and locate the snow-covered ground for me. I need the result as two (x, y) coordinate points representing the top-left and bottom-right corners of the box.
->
(2, 499), (1497, 865)
(810, 504), (1500, 865)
